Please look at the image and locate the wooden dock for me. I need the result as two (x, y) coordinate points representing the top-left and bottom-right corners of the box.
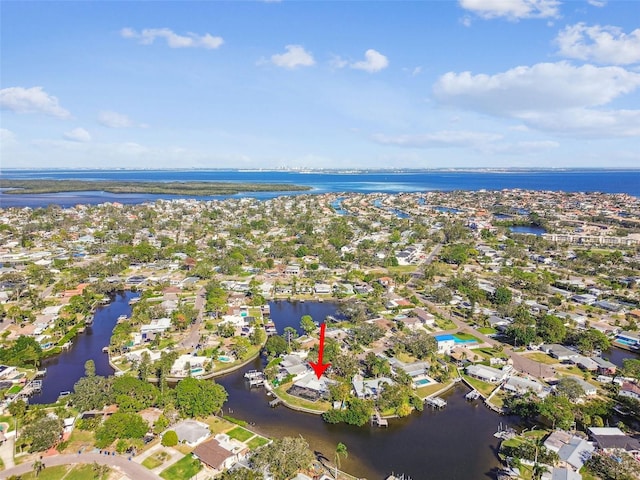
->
(465, 390), (480, 401)
(269, 398), (282, 408)
(371, 411), (388, 427)
(425, 397), (447, 409)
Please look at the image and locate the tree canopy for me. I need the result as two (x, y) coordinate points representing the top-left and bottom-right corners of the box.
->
(175, 377), (228, 417)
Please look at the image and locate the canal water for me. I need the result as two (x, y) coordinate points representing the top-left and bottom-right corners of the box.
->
(508, 225), (547, 235)
(215, 300), (516, 479)
(30, 290), (139, 404)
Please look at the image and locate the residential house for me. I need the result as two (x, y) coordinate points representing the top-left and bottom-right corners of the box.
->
(466, 364), (507, 384)
(588, 427), (640, 453)
(314, 283), (332, 294)
(352, 374), (393, 399)
(544, 431), (594, 471)
(592, 357), (616, 375)
(435, 334), (457, 355)
(140, 318), (172, 335)
(172, 420), (210, 447)
(171, 355), (208, 376)
(192, 435), (247, 472)
(503, 376), (544, 395)
(541, 344), (577, 362)
(620, 382), (640, 401)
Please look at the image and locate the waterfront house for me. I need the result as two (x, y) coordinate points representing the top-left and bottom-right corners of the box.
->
(466, 364), (507, 384)
(573, 355), (598, 372)
(192, 436), (244, 472)
(413, 308), (435, 326)
(503, 376), (544, 395)
(314, 283), (331, 294)
(140, 317), (171, 335)
(614, 331), (640, 350)
(541, 468), (583, 480)
(592, 357), (616, 375)
(352, 374), (393, 399)
(171, 354), (208, 376)
(172, 420), (210, 447)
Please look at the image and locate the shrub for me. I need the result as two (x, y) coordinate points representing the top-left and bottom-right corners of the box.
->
(161, 430), (178, 447)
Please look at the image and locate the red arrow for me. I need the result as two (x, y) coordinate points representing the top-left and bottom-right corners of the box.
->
(309, 322), (330, 379)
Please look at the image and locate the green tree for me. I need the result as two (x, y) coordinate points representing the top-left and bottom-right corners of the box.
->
(264, 335), (288, 357)
(112, 376), (159, 412)
(95, 412), (148, 448)
(539, 395), (574, 429)
(622, 358), (640, 382)
(537, 315), (567, 344)
(161, 430), (178, 447)
(493, 286), (512, 305)
(249, 327), (266, 346)
(32, 459), (45, 477)
(84, 359), (96, 377)
(72, 375), (114, 412)
(300, 315), (316, 336)
(175, 377), (228, 418)
(556, 377), (585, 401)
(8, 399), (27, 420)
(22, 416), (63, 452)
(335, 442), (348, 479)
(251, 436), (315, 480)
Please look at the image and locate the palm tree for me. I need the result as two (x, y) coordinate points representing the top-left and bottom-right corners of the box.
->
(334, 442), (348, 479)
(33, 459), (45, 477)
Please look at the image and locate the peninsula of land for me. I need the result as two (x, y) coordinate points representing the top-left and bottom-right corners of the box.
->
(0, 179), (312, 195)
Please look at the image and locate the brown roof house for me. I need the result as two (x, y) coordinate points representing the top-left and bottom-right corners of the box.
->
(192, 433), (249, 473)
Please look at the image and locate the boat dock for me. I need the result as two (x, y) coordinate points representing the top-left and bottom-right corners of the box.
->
(16, 380), (42, 399)
(244, 370), (265, 387)
(465, 390), (480, 401)
(34, 369), (47, 378)
(371, 411), (388, 427)
(269, 398), (282, 408)
(425, 397), (447, 409)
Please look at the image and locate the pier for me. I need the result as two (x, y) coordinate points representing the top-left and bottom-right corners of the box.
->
(371, 411), (388, 427)
(425, 397), (447, 409)
(269, 398), (282, 408)
(244, 370), (265, 387)
(465, 390), (480, 401)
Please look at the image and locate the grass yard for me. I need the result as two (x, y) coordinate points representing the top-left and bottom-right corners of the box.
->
(416, 380), (450, 399)
(160, 454), (202, 480)
(0, 415), (15, 432)
(477, 327), (497, 335)
(247, 436), (270, 450)
(62, 428), (94, 453)
(7, 385), (22, 394)
(204, 415), (235, 434)
(394, 351), (417, 364)
(19, 464), (109, 480)
(455, 332), (481, 342)
(525, 352), (559, 365)
(274, 383), (331, 412)
(462, 374), (498, 397)
(227, 426), (254, 442)
(142, 454), (165, 470)
(434, 317), (456, 330)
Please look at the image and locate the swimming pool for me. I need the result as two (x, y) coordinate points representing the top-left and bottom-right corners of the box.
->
(191, 368), (204, 375)
(415, 378), (431, 386)
(218, 355), (233, 362)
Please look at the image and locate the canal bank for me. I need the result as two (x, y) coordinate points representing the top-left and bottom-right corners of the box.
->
(30, 290), (139, 404)
(217, 358), (516, 480)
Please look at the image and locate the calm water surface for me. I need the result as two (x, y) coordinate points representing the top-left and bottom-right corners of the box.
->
(30, 291), (138, 404)
(214, 301), (516, 479)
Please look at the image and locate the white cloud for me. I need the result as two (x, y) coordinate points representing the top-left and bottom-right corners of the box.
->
(372, 130), (503, 148)
(270, 45), (315, 69)
(121, 27), (223, 49)
(98, 110), (134, 128)
(0, 86), (71, 118)
(63, 127), (91, 142)
(433, 62), (640, 137)
(556, 23), (640, 65)
(587, 0), (606, 6)
(329, 55), (348, 69)
(0, 128), (16, 145)
(459, 0), (560, 20)
(489, 140), (559, 154)
(351, 49), (389, 73)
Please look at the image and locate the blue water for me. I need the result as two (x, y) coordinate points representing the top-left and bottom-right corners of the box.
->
(508, 225), (547, 236)
(1, 169), (639, 208)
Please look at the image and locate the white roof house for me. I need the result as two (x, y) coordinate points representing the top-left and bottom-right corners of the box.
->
(466, 365), (507, 384)
(140, 317), (172, 334)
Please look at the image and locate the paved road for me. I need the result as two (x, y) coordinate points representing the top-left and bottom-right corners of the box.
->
(179, 287), (206, 349)
(0, 453), (161, 480)
(408, 243), (442, 288)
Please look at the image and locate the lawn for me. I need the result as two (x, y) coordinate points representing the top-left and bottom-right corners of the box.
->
(461, 374), (498, 397)
(160, 454), (202, 480)
(142, 454), (165, 470)
(525, 352), (559, 365)
(227, 426), (254, 442)
(434, 317), (456, 330)
(394, 351), (417, 364)
(477, 327), (497, 335)
(204, 415), (235, 434)
(19, 464), (109, 480)
(0, 415), (15, 432)
(455, 332), (481, 342)
(247, 436), (270, 450)
(7, 385), (22, 394)
(416, 380), (450, 399)
(62, 428), (94, 453)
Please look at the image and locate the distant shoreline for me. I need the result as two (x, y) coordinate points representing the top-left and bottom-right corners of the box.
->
(0, 179), (312, 195)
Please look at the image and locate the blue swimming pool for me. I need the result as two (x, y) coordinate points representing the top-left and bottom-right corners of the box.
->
(218, 355), (233, 362)
(415, 378), (431, 386)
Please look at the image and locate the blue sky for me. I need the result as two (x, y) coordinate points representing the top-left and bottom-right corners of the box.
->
(1, 0), (639, 169)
